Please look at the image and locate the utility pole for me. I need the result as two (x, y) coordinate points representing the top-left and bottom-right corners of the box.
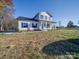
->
(59, 21), (61, 28)
(78, 20), (79, 25)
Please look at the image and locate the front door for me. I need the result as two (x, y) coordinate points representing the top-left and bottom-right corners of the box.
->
(42, 23), (47, 30)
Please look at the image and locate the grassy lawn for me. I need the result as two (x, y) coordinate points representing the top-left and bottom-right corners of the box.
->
(0, 29), (79, 59)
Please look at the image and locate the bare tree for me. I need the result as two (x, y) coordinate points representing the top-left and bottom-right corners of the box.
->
(0, 0), (14, 31)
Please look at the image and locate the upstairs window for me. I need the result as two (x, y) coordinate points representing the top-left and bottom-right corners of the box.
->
(45, 16), (48, 20)
(21, 23), (28, 28)
(40, 15), (43, 19)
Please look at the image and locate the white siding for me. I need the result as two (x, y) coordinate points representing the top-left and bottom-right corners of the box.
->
(18, 21), (30, 30)
(34, 12), (53, 21)
(18, 20), (38, 31)
(18, 12), (56, 31)
(39, 12), (52, 21)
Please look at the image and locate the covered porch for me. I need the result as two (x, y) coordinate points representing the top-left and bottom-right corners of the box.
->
(38, 21), (56, 31)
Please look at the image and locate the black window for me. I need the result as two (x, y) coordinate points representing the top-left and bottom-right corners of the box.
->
(44, 23), (46, 27)
(32, 23), (37, 28)
(21, 23), (28, 28)
(47, 23), (50, 28)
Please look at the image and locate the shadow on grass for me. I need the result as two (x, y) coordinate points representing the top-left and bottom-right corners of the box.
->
(42, 38), (79, 56)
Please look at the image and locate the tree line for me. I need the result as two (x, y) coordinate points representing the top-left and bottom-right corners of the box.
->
(67, 21), (78, 28)
(58, 20), (79, 28)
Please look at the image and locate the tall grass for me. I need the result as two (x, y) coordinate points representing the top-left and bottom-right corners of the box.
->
(0, 29), (79, 59)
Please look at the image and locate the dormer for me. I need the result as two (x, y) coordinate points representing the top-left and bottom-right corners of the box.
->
(33, 12), (53, 21)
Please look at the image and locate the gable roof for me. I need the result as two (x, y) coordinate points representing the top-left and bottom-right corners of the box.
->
(17, 16), (39, 22)
(33, 12), (40, 19)
(33, 11), (53, 19)
(46, 12), (53, 17)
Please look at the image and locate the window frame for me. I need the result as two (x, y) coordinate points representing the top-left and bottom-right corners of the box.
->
(45, 16), (48, 20)
(21, 22), (28, 28)
(40, 15), (43, 19)
(32, 23), (37, 28)
(47, 23), (50, 28)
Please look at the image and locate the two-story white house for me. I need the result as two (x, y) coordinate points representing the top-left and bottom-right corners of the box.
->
(17, 12), (56, 31)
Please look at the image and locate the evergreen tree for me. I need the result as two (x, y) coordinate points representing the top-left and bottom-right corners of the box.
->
(67, 21), (74, 28)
